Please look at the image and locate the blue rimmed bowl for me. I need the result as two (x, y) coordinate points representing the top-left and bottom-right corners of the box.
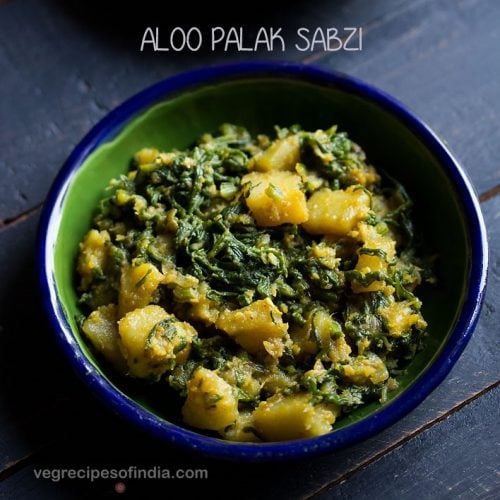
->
(38, 61), (488, 461)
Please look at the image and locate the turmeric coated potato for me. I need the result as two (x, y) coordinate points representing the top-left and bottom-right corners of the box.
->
(252, 393), (339, 441)
(119, 263), (164, 316)
(82, 304), (127, 373)
(302, 186), (370, 236)
(242, 170), (309, 227)
(118, 305), (195, 379)
(216, 298), (289, 359)
(182, 367), (239, 431)
(76, 124), (429, 442)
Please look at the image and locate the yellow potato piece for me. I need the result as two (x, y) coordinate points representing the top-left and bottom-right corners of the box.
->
(119, 262), (164, 316)
(219, 411), (260, 442)
(216, 298), (288, 358)
(218, 357), (262, 401)
(182, 367), (238, 431)
(77, 229), (110, 289)
(134, 147), (159, 165)
(342, 353), (389, 385)
(118, 304), (168, 378)
(253, 393), (338, 441)
(352, 222), (396, 293)
(82, 304), (127, 373)
(147, 315), (197, 367)
(329, 336), (353, 363)
(352, 254), (388, 293)
(117, 304), (196, 379)
(302, 186), (370, 236)
(188, 289), (221, 326)
(252, 135), (300, 172)
(345, 165), (380, 187)
(379, 300), (427, 337)
(242, 170), (308, 227)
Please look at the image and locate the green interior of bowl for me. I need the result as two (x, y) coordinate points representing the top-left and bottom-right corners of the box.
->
(53, 77), (469, 431)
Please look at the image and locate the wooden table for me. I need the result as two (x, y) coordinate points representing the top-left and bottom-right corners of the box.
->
(1, 0), (499, 497)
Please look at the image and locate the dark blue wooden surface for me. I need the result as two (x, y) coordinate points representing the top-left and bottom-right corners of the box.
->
(1, 0), (499, 498)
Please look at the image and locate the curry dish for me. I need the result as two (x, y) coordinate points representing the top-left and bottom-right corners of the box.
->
(76, 124), (429, 442)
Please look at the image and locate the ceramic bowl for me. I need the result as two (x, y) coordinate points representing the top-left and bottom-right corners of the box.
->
(38, 62), (488, 461)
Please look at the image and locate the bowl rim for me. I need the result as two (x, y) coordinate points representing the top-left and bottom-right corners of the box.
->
(37, 60), (488, 461)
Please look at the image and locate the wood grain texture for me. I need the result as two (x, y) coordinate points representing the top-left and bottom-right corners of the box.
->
(313, 386), (500, 500)
(0, 204), (42, 230)
(0, 0), (407, 221)
(1, 0), (500, 497)
(480, 184), (500, 203)
(315, 0), (500, 196)
(0, 213), (83, 473)
(2, 0), (499, 223)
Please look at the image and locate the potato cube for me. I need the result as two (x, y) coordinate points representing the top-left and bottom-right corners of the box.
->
(219, 411), (260, 442)
(252, 135), (300, 172)
(342, 353), (389, 385)
(134, 147), (159, 165)
(118, 304), (168, 378)
(118, 305), (195, 379)
(77, 229), (110, 289)
(119, 262), (164, 316)
(182, 367), (238, 431)
(329, 336), (353, 363)
(291, 308), (335, 355)
(82, 304), (127, 373)
(218, 356), (262, 402)
(146, 315), (197, 366)
(302, 186), (370, 236)
(252, 393), (338, 441)
(379, 299), (427, 337)
(242, 171), (308, 227)
(216, 298), (289, 358)
(188, 283), (221, 325)
(351, 222), (396, 293)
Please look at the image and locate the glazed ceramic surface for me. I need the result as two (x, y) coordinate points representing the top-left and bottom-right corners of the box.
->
(38, 62), (488, 461)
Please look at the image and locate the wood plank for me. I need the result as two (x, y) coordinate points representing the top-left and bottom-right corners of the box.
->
(480, 184), (500, 203)
(0, 0), (408, 222)
(312, 386), (500, 499)
(315, 0), (500, 195)
(5, 0), (497, 220)
(0, 212), (88, 472)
